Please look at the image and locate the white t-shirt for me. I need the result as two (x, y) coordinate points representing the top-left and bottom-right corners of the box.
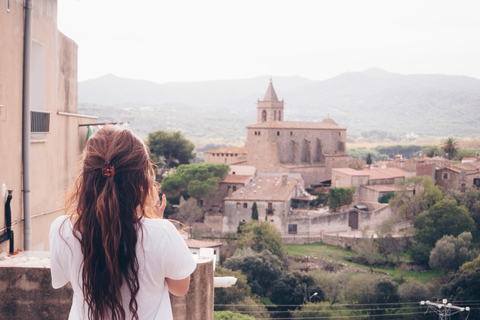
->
(49, 215), (196, 320)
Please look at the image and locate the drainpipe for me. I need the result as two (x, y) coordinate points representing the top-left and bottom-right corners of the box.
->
(22, 0), (33, 251)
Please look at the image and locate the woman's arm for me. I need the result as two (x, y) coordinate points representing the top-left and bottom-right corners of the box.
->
(166, 276), (191, 296)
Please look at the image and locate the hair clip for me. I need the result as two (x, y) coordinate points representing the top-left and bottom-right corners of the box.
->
(102, 161), (115, 178)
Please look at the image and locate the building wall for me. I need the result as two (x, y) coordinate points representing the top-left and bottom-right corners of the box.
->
(205, 153), (247, 165)
(222, 200), (290, 234)
(435, 169), (461, 191)
(0, 0), (94, 254)
(246, 128), (348, 186)
(359, 187), (381, 203)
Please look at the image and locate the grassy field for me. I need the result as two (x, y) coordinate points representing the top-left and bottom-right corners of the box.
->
(284, 242), (444, 284)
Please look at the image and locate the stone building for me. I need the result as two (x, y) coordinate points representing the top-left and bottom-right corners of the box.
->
(436, 161), (480, 192)
(0, 0), (95, 254)
(332, 167), (410, 203)
(244, 81), (349, 186)
(222, 174), (304, 234)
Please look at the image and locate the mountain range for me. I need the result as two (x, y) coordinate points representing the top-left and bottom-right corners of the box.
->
(78, 68), (480, 146)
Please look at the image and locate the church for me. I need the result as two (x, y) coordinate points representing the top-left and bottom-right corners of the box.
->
(205, 81), (349, 187)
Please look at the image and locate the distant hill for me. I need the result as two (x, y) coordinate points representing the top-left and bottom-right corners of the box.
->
(78, 69), (480, 145)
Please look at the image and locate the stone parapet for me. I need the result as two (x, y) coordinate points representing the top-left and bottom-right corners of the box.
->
(0, 251), (214, 320)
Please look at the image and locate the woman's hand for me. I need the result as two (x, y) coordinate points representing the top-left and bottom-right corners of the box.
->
(154, 193), (167, 218)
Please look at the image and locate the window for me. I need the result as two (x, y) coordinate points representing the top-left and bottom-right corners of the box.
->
(277, 131), (280, 136)
(214, 250), (217, 254)
(279, 111), (282, 121)
(255, 131), (257, 135)
(233, 186), (237, 191)
(31, 111), (50, 133)
(258, 131), (261, 135)
(288, 224), (297, 234)
(266, 202), (274, 214)
(443, 173), (449, 180)
(236, 202), (241, 208)
(274, 110), (277, 120)
(243, 203), (248, 208)
(262, 110), (267, 122)
(290, 132), (293, 136)
(474, 178), (480, 187)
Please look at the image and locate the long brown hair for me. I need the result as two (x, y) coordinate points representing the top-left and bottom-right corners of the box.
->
(66, 126), (158, 320)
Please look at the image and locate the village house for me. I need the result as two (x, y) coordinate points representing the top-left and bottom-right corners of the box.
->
(222, 173), (304, 234)
(0, 0), (95, 254)
(331, 167), (410, 203)
(435, 161), (480, 192)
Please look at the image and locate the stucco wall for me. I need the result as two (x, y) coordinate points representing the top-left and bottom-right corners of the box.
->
(0, 0), (95, 254)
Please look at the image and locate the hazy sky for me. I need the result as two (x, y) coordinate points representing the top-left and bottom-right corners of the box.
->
(58, 0), (480, 84)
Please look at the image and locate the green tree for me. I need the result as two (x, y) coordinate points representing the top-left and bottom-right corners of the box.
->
(414, 199), (475, 248)
(375, 219), (404, 264)
(422, 145), (442, 158)
(441, 137), (458, 160)
(378, 192), (395, 204)
(442, 265), (480, 319)
(224, 249), (283, 296)
(399, 281), (435, 302)
(270, 271), (324, 306)
(366, 153), (372, 165)
(161, 163), (229, 198)
(390, 176), (443, 223)
(328, 187), (356, 211)
(355, 231), (379, 273)
(237, 220), (284, 259)
(448, 187), (480, 241)
(146, 130), (196, 176)
(429, 232), (475, 273)
(214, 267), (252, 307)
(251, 202), (258, 221)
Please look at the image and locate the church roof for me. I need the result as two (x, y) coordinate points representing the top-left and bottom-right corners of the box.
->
(263, 81), (279, 101)
(247, 119), (344, 130)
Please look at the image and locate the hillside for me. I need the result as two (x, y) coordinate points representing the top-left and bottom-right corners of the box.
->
(78, 69), (480, 145)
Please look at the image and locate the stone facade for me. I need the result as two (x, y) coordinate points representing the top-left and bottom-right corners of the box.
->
(0, 0), (95, 254)
(245, 83), (349, 186)
(435, 162), (480, 192)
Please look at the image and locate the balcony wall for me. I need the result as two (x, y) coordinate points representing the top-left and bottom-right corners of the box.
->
(0, 251), (213, 320)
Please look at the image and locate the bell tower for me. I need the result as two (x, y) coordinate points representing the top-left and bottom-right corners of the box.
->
(257, 80), (284, 123)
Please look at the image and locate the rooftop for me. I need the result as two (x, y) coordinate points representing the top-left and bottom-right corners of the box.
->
(333, 167), (407, 180)
(184, 239), (223, 249)
(361, 184), (407, 192)
(225, 175), (300, 201)
(221, 174), (252, 184)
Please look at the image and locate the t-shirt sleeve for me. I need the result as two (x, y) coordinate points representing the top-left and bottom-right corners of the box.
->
(162, 221), (197, 280)
(49, 216), (70, 289)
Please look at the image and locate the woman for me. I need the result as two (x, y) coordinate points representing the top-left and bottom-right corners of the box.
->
(50, 126), (196, 320)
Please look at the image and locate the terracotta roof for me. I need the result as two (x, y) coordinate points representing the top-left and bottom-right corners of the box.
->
(361, 184), (405, 192)
(221, 175), (252, 184)
(263, 81), (279, 101)
(333, 167), (407, 180)
(225, 176), (300, 201)
(247, 120), (344, 130)
(204, 147), (247, 154)
(184, 239), (223, 249)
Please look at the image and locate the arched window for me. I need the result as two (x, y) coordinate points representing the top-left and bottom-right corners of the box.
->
(278, 111), (282, 121)
(262, 110), (267, 122)
(274, 110), (277, 120)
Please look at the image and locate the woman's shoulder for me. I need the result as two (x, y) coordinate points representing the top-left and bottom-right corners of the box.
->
(141, 217), (175, 230)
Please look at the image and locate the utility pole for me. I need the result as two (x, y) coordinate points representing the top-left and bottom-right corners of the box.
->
(420, 299), (470, 320)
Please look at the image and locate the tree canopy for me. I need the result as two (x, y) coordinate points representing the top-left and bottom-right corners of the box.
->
(390, 176), (443, 223)
(224, 249), (283, 296)
(161, 162), (229, 198)
(441, 137), (459, 160)
(328, 187), (355, 211)
(237, 220), (284, 259)
(270, 271), (324, 306)
(414, 199), (475, 248)
(146, 130), (196, 173)
(429, 232), (475, 272)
